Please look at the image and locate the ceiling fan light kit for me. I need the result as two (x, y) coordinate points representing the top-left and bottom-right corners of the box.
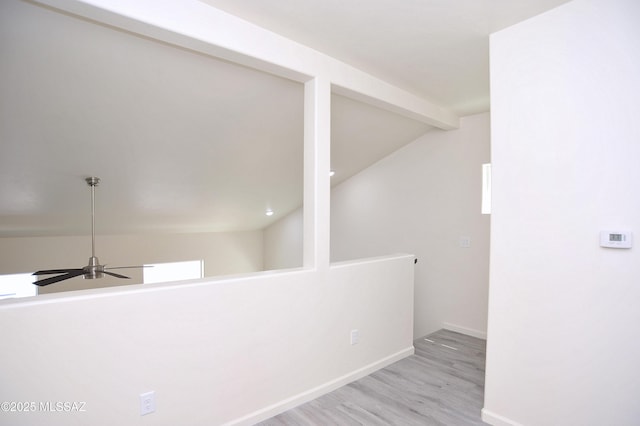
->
(32, 177), (145, 286)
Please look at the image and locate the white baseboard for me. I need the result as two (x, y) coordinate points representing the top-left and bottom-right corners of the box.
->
(227, 346), (415, 426)
(442, 322), (487, 339)
(481, 408), (524, 426)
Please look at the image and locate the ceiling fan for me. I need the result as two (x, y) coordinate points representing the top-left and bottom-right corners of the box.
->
(33, 177), (145, 286)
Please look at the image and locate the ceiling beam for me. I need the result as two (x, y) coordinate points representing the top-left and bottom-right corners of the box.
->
(32, 0), (459, 130)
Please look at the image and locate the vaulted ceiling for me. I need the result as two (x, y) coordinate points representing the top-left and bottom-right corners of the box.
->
(202, 0), (572, 115)
(0, 0), (569, 237)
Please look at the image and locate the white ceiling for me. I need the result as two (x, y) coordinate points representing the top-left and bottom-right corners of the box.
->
(201, 0), (571, 115)
(0, 0), (569, 238)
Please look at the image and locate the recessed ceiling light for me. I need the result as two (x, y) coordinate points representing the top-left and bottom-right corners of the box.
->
(265, 209), (274, 216)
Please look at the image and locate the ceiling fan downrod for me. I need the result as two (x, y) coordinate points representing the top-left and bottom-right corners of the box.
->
(85, 176), (103, 279)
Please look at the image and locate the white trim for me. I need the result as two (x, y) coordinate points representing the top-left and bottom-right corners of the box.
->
(481, 163), (492, 215)
(303, 77), (331, 270)
(226, 346), (415, 426)
(442, 322), (487, 340)
(481, 408), (524, 426)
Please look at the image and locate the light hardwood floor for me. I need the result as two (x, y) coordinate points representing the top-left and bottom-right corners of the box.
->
(257, 329), (487, 425)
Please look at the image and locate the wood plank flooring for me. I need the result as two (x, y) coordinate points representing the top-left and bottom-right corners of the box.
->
(256, 329), (487, 425)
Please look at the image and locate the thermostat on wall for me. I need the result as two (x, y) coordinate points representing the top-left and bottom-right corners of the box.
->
(600, 231), (633, 249)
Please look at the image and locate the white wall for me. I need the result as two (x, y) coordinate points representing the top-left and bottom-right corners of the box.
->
(484, 0), (640, 424)
(0, 254), (414, 426)
(264, 208), (303, 270)
(0, 231), (264, 293)
(0, 1), (443, 425)
(331, 112), (491, 338)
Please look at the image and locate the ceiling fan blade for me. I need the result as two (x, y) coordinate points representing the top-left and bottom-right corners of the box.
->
(103, 271), (131, 280)
(33, 268), (84, 276)
(34, 270), (85, 286)
(104, 265), (150, 270)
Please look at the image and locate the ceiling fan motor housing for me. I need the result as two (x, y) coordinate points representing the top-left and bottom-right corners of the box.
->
(84, 256), (104, 280)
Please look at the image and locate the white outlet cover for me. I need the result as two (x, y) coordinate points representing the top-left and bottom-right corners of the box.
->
(140, 391), (156, 416)
(350, 329), (359, 345)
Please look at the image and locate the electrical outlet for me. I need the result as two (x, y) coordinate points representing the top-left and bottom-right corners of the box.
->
(459, 236), (471, 248)
(140, 391), (156, 416)
(350, 329), (359, 345)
